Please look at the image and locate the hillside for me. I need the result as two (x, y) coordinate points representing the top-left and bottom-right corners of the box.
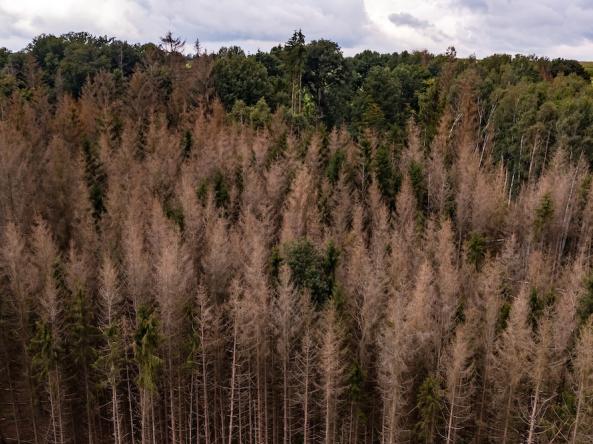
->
(2, 32), (593, 443)
(581, 61), (593, 80)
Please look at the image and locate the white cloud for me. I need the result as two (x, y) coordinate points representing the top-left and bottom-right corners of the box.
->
(0, 0), (592, 59)
(366, 0), (593, 58)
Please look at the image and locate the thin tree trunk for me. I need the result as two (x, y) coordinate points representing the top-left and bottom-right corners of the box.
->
(177, 366), (184, 444)
(257, 352), (264, 444)
(49, 372), (59, 444)
(476, 361), (490, 443)
(572, 372), (584, 444)
(141, 388), (148, 444)
(111, 375), (123, 444)
(325, 374), (332, 444)
(228, 326), (238, 444)
(248, 377), (254, 444)
(196, 378), (201, 444)
(446, 387), (457, 444)
(168, 351), (177, 444)
(189, 374), (194, 444)
(83, 365), (95, 444)
(26, 358), (40, 444)
(201, 327), (210, 444)
(502, 387), (514, 444)
(302, 354), (310, 444)
(150, 391), (157, 444)
(4, 358), (22, 444)
(526, 382), (541, 444)
(283, 353), (289, 444)
(125, 344), (136, 444)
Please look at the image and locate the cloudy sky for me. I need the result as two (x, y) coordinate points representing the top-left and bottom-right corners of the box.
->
(1, 0), (593, 58)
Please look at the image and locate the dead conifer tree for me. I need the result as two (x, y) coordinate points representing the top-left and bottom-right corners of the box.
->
(318, 303), (346, 444)
(571, 320), (593, 443)
(273, 268), (302, 444)
(281, 167), (315, 244)
(1, 222), (40, 443)
(152, 204), (192, 444)
(405, 260), (437, 368)
(378, 295), (408, 444)
(443, 325), (474, 444)
(526, 315), (554, 444)
(193, 283), (221, 444)
(121, 205), (152, 443)
(494, 286), (533, 444)
(295, 293), (317, 444)
(98, 255), (124, 444)
(31, 218), (69, 444)
(240, 209), (273, 444)
(434, 219), (460, 361)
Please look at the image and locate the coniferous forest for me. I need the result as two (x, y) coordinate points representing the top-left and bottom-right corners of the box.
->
(4, 31), (593, 443)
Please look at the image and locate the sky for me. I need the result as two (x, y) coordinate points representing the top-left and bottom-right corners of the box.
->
(1, 0), (593, 59)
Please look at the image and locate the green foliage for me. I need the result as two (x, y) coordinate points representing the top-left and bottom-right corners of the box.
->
(415, 375), (442, 442)
(352, 66), (401, 133)
(496, 301), (512, 333)
(0, 47), (10, 70)
(270, 245), (283, 280)
(417, 78), (441, 144)
(134, 306), (161, 392)
(351, 50), (390, 88)
(374, 144), (399, 205)
(30, 320), (60, 380)
(267, 131), (288, 164)
(550, 59), (591, 81)
(581, 62), (593, 82)
(528, 288), (555, 331)
(213, 170), (230, 210)
(303, 39), (350, 127)
(392, 63), (430, 112)
(213, 53), (271, 109)
(249, 97), (272, 128)
(326, 149), (345, 184)
(409, 161), (427, 209)
(577, 271), (593, 324)
(534, 193), (554, 236)
(347, 361), (365, 403)
(0, 71), (18, 97)
(454, 300), (466, 325)
(359, 102), (385, 130)
(544, 391), (577, 441)
(82, 139), (107, 222)
(231, 99), (249, 123)
(69, 288), (99, 367)
(164, 201), (185, 231)
(231, 97), (272, 128)
(94, 320), (124, 388)
(283, 239), (339, 305)
(196, 180), (208, 204)
(466, 232), (487, 271)
(181, 130), (193, 159)
(285, 30), (306, 66)
(27, 32), (141, 96)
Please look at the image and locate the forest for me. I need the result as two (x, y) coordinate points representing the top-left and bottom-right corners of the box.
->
(2, 30), (593, 443)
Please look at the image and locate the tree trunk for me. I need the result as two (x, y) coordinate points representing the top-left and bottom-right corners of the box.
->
(446, 387), (457, 444)
(201, 324), (211, 444)
(228, 326), (238, 444)
(526, 382), (541, 444)
(502, 386), (514, 444)
(572, 372), (584, 444)
(111, 374), (123, 444)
